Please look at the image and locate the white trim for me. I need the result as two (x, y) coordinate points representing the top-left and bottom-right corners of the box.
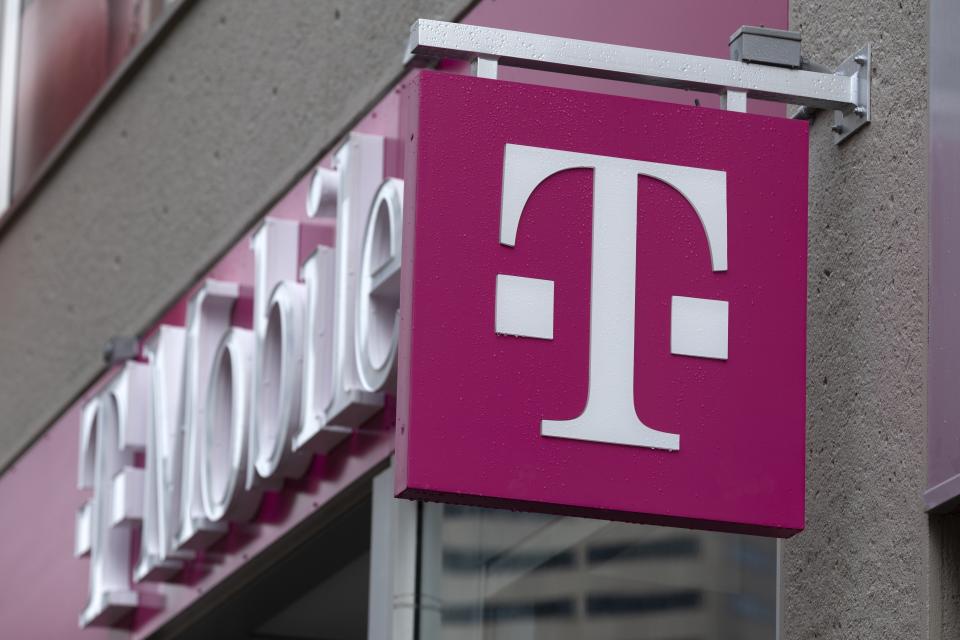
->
(368, 461), (419, 640)
(0, 0), (21, 213)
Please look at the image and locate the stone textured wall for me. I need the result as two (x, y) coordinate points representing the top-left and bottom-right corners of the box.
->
(786, 0), (932, 637)
(0, 0), (474, 472)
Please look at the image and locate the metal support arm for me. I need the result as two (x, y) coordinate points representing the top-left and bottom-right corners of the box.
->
(405, 20), (871, 144)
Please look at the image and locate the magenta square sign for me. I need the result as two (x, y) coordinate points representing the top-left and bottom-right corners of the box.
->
(396, 71), (807, 537)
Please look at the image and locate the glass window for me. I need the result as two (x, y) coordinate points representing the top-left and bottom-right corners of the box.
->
(420, 505), (777, 640)
(11, 0), (176, 198)
(173, 494), (373, 640)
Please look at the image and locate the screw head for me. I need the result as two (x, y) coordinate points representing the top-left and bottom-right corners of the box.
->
(854, 54), (867, 65)
(854, 106), (867, 117)
(831, 123), (844, 133)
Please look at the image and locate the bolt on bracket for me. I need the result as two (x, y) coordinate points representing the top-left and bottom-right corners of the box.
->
(831, 44), (871, 144)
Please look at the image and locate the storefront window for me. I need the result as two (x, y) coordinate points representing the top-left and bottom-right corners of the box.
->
(173, 494), (373, 639)
(421, 505), (777, 640)
(10, 0), (176, 198)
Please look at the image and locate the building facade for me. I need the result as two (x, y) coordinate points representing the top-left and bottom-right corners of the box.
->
(0, 0), (954, 638)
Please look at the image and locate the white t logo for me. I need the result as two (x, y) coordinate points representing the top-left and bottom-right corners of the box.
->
(495, 144), (728, 451)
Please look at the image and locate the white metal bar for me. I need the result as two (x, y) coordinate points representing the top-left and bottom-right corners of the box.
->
(471, 55), (498, 79)
(406, 20), (857, 111)
(367, 467), (392, 639)
(722, 89), (748, 112)
(0, 0), (21, 214)
(368, 462), (419, 640)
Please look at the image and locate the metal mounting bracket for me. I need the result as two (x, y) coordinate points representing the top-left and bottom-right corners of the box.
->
(405, 20), (873, 146)
(832, 44), (871, 144)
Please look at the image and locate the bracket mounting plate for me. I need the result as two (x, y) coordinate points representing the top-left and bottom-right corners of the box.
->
(833, 44), (871, 144)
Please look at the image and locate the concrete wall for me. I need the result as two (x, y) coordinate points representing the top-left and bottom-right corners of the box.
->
(785, 0), (934, 637)
(0, 0), (474, 472)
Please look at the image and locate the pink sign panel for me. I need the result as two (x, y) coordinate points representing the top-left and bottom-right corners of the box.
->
(396, 71), (807, 537)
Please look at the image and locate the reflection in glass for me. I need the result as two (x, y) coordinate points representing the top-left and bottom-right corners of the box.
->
(421, 505), (776, 640)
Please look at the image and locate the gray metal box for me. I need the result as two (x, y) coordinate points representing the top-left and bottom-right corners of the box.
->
(729, 26), (801, 69)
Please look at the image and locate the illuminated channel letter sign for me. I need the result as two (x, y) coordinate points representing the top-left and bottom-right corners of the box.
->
(396, 71), (808, 536)
(75, 133), (404, 627)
